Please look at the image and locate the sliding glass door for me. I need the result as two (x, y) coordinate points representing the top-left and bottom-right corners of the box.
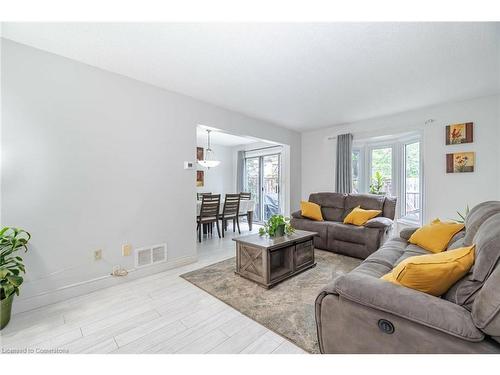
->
(245, 156), (261, 221)
(262, 154), (280, 221)
(244, 153), (281, 223)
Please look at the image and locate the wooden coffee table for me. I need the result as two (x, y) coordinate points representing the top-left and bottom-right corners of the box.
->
(232, 230), (317, 288)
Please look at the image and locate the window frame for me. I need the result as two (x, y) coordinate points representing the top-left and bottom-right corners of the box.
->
(351, 147), (364, 194)
(352, 133), (423, 225)
(399, 136), (423, 225)
(367, 143), (397, 197)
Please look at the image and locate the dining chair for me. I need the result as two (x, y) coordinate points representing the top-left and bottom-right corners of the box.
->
(197, 192), (212, 200)
(219, 194), (241, 237)
(239, 192), (251, 200)
(197, 194), (221, 242)
(238, 192), (252, 224)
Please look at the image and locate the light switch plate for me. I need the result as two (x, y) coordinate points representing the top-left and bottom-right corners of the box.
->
(184, 161), (195, 170)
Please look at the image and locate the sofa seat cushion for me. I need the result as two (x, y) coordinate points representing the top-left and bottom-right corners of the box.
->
(290, 217), (329, 249)
(394, 244), (431, 265)
(364, 237), (408, 269)
(350, 261), (393, 278)
(326, 222), (380, 245)
(309, 192), (346, 222)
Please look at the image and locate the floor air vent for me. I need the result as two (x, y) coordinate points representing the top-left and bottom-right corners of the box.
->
(135, 243), (167, 268)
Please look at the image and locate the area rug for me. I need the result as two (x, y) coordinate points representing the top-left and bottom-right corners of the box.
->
(180, 250), (362, 353)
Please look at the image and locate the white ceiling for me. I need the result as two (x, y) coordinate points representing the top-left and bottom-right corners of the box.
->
(2, 22), (500, 131)
(196, 126), (258, 147)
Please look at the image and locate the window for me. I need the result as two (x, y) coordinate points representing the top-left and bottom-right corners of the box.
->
(403, 141), (421, 222)
(352, 149), (361, 193)
(351, 135), (422, 224)
(369, 146), (393, 196)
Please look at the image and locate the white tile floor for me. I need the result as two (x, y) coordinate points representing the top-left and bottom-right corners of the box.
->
(0, 223), (307, 354)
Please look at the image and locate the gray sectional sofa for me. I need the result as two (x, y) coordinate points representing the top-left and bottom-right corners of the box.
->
(291, 193), (397, 259)
(315, 201), (500, 353)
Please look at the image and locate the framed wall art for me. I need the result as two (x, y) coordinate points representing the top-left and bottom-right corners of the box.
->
(196, 170), (205, 187)
(445, 122), (473, 145)
(446, 152), (475, 173)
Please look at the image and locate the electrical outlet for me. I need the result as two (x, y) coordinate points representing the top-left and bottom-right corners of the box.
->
(122, 244), (132, 256)
(94, 249), (102, 261)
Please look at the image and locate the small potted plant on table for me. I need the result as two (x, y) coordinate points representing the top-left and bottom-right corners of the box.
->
(259, 215), (294, 237)
(1, 227), (31, 330)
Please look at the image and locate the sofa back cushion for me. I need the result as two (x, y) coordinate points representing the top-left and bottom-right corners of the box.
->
(309, 192), (346, 222)
(382, 196), (397, 220)
(344, 194), (386, 220)
(463, 201), (500, 246)
(444, 211), (500, 310)
(472, 261), (500, 343)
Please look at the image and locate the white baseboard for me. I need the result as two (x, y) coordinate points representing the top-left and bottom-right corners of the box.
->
(11, 255), (197, 315)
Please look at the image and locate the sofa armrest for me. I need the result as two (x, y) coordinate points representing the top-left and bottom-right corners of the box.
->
(333, 273), (484, 342)
(365, 217), (393, 229)
(399, 226), (420, 241)
(291, 210), (304, 219)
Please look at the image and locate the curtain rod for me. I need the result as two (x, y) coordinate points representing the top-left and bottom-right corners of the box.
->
(244, 145), (283, 152)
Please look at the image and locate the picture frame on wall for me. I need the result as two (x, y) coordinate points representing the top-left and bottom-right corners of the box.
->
(196, 147), (204, 161)
(446, 152), (475, 173)
(445, 122), (473, 145)
(196, 170), (204, 187)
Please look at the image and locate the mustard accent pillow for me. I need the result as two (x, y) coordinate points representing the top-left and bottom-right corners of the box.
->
(343, 206), (381, 226)
(300, 201), (323, 221)
(381, 245), (475, 296)
(409, 218), (464, 253)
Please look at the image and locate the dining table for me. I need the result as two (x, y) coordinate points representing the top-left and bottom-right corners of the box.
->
(196, 199), (256, 231)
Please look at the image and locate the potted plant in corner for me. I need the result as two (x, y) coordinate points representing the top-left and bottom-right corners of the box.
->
(1, 227), (31, 330)
(369, 171), (386, 195)
(259, 215), (294, 237)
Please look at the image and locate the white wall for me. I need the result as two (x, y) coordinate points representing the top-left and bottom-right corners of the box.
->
(1, 39), (301, 313)
(196, 144), (234, 195)
(302, 95), (500, 222)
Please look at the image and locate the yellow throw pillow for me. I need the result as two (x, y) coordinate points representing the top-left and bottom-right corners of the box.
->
(343, 206), (381, 226)
(409, 218), (464, 253)
(301, 201), (323, 221)
(381, 245), (475, 296)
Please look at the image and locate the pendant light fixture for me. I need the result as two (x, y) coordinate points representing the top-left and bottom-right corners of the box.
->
(198, 129), (221, 168)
